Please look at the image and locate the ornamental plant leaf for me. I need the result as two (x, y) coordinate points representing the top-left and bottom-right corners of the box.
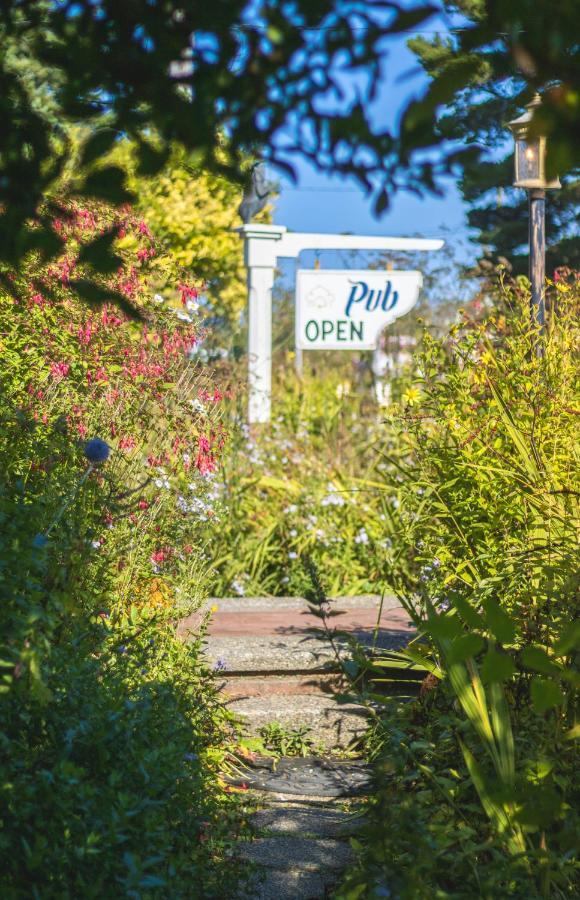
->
(530, 678), (565, 714)
(481, 598), (515, 644)
(79, 166), (135, 205)
(427, 612), (462, 641)
(452, 593), (484, 630)
(481, 650), (516, 684)
(513, 784), (563, 828)
(554, 621), (580, 656)
(69, 279), (140, 321)
(136, 141), (172, 177)
(80, 129), (118, 167)
(448, 633), (484, 664)
(521, 646), (562, 676)
(77, 227), (123, 274)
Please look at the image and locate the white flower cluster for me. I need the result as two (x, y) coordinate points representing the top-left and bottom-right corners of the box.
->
(154, 468), (170, 489)
(176, 495), (215, 517)
(354, 527), (370, 545)
(321, 485), (346, 507)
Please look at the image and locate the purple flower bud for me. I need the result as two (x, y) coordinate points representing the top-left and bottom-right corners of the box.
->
(84, 438), (111, 464)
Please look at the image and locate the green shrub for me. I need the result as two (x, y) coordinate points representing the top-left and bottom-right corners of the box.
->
(0, 202), (243, 896)
(201, 363), (404, 597)
(0, 614), (241, 898)
(339, 275), (579, 898)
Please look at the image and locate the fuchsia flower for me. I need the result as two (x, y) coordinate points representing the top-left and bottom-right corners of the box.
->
(178, 282), (198, 307)
(137, 219), (153, 238)
(195, 434), (216, 475)
(151, 547), (173, 565)
(50, 361), (70, 381)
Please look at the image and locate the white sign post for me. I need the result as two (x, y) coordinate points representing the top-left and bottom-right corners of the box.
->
(296, 269), (422, 350)
(237, 224), (444, 424)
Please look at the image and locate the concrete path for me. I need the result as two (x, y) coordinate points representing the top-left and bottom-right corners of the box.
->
(179, 594), (414, 749)
(232, 758), (370, 900)
(178, 596), (413, 899)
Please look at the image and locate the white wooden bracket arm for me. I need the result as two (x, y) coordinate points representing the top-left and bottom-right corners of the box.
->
(236, 225), (444, 424)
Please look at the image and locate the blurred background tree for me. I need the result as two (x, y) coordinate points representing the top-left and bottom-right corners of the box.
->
(409, 0), (580, 275)
(1, 0), (577, 290)
(113, 140), (271, 329)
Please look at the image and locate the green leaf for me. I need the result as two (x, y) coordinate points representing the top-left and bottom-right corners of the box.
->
(427, 612), (462, 640)
(530, 678), (565, 713)
(17, 226), (64, 262)
(452, 594), (484, 629)
(388, 6), (440, 35)
(554, 621), (580, 655)
(458, 738), (511, 834)
(136, 140), (172, 176)
(79, 166), (135, 204)
(69, 279), (141, 320)
(481, 650), (515, 684)
(514, 785), (563, 828)
(521, 646), (561, 676)
(80, 129), (118, 167)
(77, 228), (123, 274)
(448, 633), (484, 663)
(374, 189), (389, 215)
(482, 598), (515, 644)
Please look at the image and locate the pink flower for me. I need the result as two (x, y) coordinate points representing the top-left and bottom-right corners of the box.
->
(50, 361), (70, 381)
(178, 282), (198, 307)
(195, 434), (216, 475)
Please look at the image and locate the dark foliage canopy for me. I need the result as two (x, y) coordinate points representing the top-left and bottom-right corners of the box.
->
(410, 0), (580, 274)
(1, 0), (578, 281)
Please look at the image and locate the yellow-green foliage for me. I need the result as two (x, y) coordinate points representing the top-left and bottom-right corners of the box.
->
(115, 141), (271, 325)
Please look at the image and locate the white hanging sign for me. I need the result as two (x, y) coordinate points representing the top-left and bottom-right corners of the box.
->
(295, 269), (422, 350)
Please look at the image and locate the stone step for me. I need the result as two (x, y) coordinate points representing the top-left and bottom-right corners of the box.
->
(180, 594), (414, 645)
(206, 635), (339, 674)
(249, 805), (360, 838)
(226, 694), (369, 749)
(238, 836), (354, 871)
(237, 864), (344, 900)
(229, 757), (372, 798)
(221, 673), (346, 699)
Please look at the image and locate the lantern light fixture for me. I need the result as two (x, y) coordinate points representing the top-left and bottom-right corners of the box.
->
(507, 94), (561, 191)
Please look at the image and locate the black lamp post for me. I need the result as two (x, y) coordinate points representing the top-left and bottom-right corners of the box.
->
(508, 94), (561, 336)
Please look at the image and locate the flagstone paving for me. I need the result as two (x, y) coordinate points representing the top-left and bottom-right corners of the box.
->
(232, 759), (369, 900)
(179, 596), (412, 898)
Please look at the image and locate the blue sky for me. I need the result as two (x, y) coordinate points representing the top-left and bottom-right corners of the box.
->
(272, 158), (467, 241)
(267, 25), (475, 284)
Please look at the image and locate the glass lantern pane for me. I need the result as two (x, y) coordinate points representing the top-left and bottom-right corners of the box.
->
(517, 138), (541, 182)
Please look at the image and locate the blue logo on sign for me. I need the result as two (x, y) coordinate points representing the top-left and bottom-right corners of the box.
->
(345, 280), (398, 317)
